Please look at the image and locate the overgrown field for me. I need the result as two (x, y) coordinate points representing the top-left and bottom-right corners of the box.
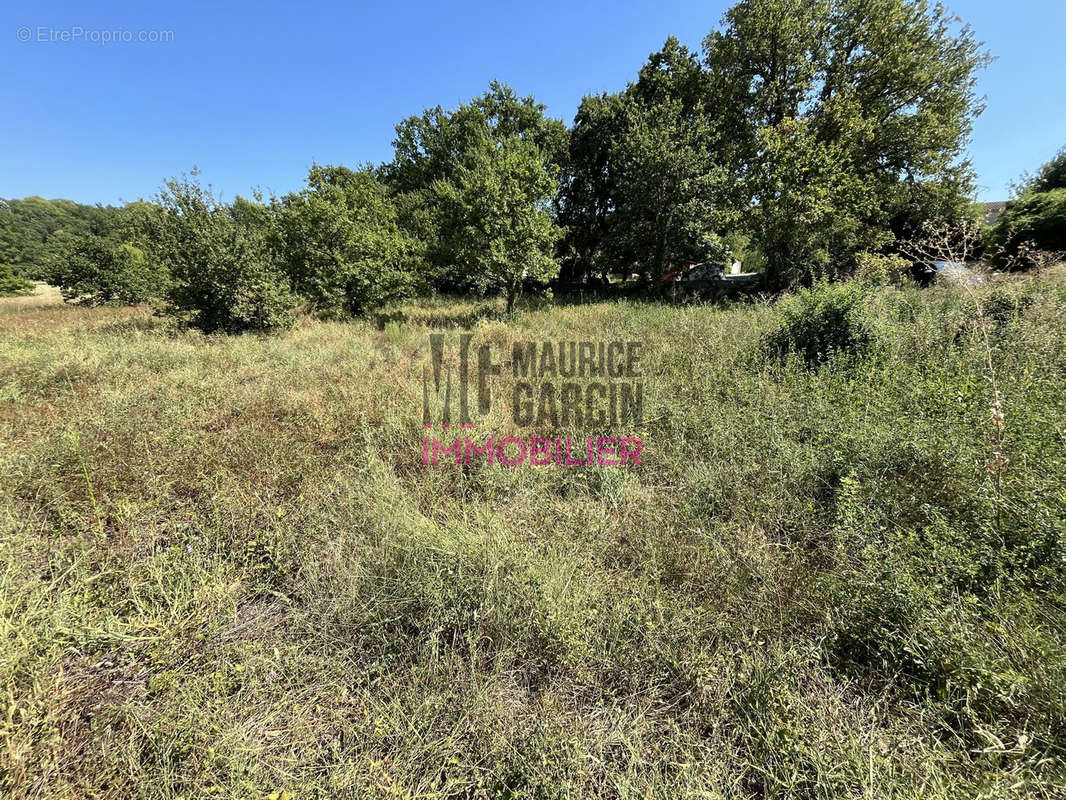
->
(2, 274), (1065, 799)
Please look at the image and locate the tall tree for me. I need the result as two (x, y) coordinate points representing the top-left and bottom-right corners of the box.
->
(604, 96), (727, 282)
(385, 82), (567, 295)
(555, 92), (627, 282)
(705, 0), (990, 285)
(432, 133), (561, 312)
(559, 38), (731, 284)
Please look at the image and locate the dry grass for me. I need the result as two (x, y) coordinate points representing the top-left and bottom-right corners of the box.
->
(0, 282), (63, 309)
(1, 280), (1065, 798)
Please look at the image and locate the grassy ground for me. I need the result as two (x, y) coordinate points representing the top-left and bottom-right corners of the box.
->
(1, 273), (1065, 798)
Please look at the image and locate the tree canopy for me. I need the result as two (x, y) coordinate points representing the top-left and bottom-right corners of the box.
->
(385, 81), (567, 294)
(3, 0), (1003, 324)
(988, 143), (1066, 265)
(431, 131), (561, 311)
(560, 0), (989, 287)
(276, 165), (422, 316)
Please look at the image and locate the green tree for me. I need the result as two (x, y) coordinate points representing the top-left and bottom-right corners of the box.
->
(742, 113), (890, 282)
(604, 96), (727, 282)
(386, 82), (567, 292)
(0, 203), (33, 294)
(558, 38), (731, 284)
(143, 173), (295, 333)
(704, 0), (990, 285)
(48, 235), (165, 305)
(0, 196), (120, 280)
(987, 145), (1066, 266)
(388, 80), (568, 196)
(432, 133), (561, 312)
(555, 92), (627, 282)
(45, 201), (169, 305)
(0, 263), (33, 296)
(276, 165), (422, 316)
(987, 190), (1066, 267)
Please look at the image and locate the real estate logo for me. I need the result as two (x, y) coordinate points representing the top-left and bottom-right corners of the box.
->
(421, 332), (645, 467)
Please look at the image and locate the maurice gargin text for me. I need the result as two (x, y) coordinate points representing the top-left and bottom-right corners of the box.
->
(421, 336), (645, 467)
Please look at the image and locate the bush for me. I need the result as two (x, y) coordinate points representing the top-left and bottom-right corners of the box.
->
(47, 235), (166, 305)
(854, 252), (909, 287)
(981, 287), (1034, 326)
(764, 280), (875, 366)
(0, 262), (33, 296)
(276, 165), (421, 317)
(145, 174), (295, 333)
(987, 188), (1066, 266)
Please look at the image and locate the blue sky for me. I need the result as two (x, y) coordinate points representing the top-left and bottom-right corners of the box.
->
(3, 0), (1063, 204)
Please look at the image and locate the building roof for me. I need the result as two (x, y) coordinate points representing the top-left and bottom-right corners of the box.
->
(982, 201), (1007, 226)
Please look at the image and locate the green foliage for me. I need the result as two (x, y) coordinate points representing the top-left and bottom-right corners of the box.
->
(704, 0), (989, 286)
(432, 133), (562, 311)
(747, 116), (891, 284)
(986, 145), (1066, 267)
(558, 1), (987, 289)
(605, 95), (726, 281)
(554, 91), (627, 281)
(764, 280), (875, 366)
(144, 173), (295, 333)
(981, 286), (1035, 326)
(276, 165), (421, 316)
(47, 233), (167, 306)
(386, 81), (567, 294)
(559, 39), (730, 284)
(0, 196), (122, 280)
(854, 251), (909, 287)
(988, 188), (1066, 266)
(0, 262), (33, 296)
(388, 81), (568, 195)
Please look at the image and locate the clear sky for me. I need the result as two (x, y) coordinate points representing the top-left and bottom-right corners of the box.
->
(3, 0), (1064, 205)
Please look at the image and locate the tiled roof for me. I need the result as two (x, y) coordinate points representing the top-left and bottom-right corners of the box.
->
(982, 201), (1007, 225)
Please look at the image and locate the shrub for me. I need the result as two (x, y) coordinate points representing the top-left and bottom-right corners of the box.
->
(0, 262), (33, 296)
(764, 281), (875, 366)
(276, 165), (421, 317)
(981, 287), (1034, 326)
(987, 188), (1066, 266)
(47, 235), (166, 305)
(145, 174), (295, 333)
(854, 252), (909, 287)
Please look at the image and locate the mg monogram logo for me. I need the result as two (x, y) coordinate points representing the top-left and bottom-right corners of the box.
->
(422, 333), (501, 427)
(419, 332), (646, 467)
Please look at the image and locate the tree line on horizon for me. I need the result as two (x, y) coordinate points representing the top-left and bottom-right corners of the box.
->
(2, 0), (1063, 331)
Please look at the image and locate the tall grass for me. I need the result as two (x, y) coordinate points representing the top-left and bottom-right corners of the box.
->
(1, 273), (1065, 798)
